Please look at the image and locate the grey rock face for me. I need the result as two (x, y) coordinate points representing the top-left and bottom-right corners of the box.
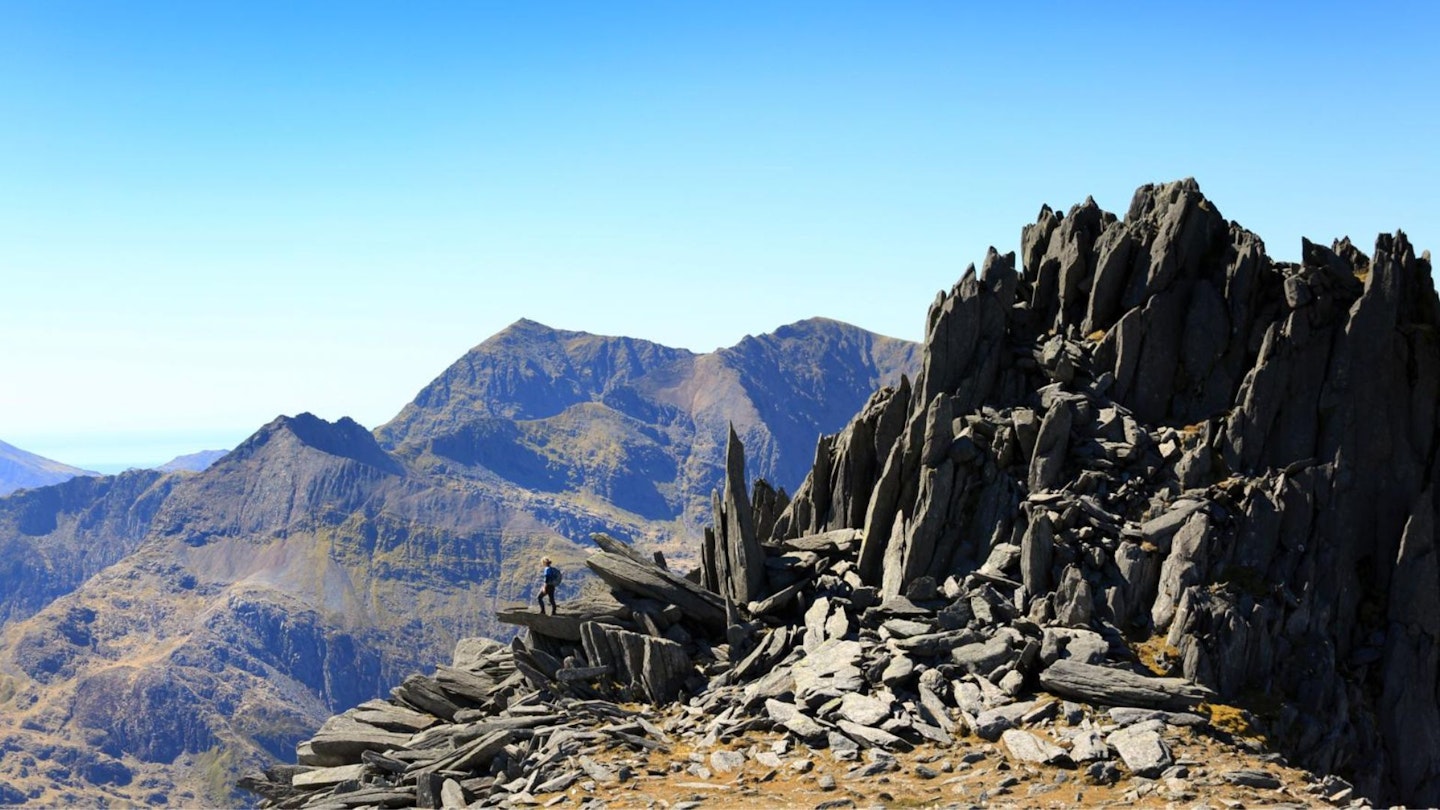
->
(1028, 400), (1072, 492)
(579, 623), (691, 703)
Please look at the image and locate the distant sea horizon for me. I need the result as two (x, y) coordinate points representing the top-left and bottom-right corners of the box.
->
(8, 429), (246, 476)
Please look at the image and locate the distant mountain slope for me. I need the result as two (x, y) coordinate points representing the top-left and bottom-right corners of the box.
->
(379, 316), (920, 528)
(0, 317), (917, 806)
(0, 469), (175, 626)
(0, 439), (97, 496)
(156, 449), (228, 473)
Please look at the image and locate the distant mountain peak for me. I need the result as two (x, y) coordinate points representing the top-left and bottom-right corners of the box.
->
(505, 316), (554, 331)
(0, 439), (98, 496)
(156, 449), (229, 473)
(227, 413), (402, 475)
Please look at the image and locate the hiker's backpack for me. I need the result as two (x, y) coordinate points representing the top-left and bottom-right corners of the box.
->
(547, 567), (563, 586)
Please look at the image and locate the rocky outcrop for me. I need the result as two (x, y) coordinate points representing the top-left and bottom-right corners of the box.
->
(763, 179), (1440, 805)
(256, 525), (1340, 808)
(251, 180), (1432, 808)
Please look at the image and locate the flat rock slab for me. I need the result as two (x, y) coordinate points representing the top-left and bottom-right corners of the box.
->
(586, 548), (726, 627)
(577, 755), (619, 784)
(972, 700), (1036, 741)
(710, 750), (746, 773)
(870, 596), (932, 619)
(535, 771), (581, 794)
(1001, 729), (1071, 766)
(781, 529), (862, 554)
(895, 630), (974, 656)
(836, 720), (911, 751)
(881, 618), (935, 638)
(918, 684), (954, 732)
(1106, 720), (1172, 778)
(495, 602), (627, 642)
(951, 635), (1017, 675)
(350, 702), (440, 734)
(1107, 707), (1207, 727)
(766, 699), (828, 743)
(293, 763), (367, 789)
(754, 751), (784, 768)
(793, 639), (865, 698)
(1140, 499), (1206, 548)
(1069, 728), (1110, 762)
(1038, 659), (1213, 710)
(837, 693), (891, 726)
(307, 729), (412, 763)
(328, 787), (415, 808)
(1224, 769), (1283, 789)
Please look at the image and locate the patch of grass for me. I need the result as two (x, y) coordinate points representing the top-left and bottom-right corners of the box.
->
(0, 676), (15, 705)
(1203, 702), (1256, 736)
(1132, 634), (1181, 676)
(193, 744), (241, 806)
(1086, 329), (1107, 342)
(1202, 689), (1283, 744)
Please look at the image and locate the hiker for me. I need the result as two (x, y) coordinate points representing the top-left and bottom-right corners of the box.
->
(538, 557), (561, 614)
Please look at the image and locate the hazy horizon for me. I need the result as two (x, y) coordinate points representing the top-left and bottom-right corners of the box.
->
(4, 2), (1437, 467)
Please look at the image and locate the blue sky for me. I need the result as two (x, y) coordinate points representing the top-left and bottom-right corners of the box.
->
(2, 2), (1436, 470)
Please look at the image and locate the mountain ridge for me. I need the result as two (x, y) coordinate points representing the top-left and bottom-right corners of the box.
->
(156, 449), (230, 474)
(0, 316), (917, 806)
(0, 439), (98, 496)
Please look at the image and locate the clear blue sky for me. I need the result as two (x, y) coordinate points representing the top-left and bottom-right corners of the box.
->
(2, 2), (1436, 470)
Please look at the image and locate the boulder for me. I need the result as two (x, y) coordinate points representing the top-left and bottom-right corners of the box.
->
(1001, 729), (1071, 766)
(1038, 659), (1213, 710)
(1106, 720), (1172, 778)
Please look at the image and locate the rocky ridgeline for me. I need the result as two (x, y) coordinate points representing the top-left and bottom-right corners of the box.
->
(244, 179), (1436, 808)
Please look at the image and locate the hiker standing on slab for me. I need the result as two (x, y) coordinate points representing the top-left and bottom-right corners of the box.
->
(538, 557), (561, 614)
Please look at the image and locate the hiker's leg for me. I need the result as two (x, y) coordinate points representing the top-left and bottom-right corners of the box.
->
(537, 590), (546, 614)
